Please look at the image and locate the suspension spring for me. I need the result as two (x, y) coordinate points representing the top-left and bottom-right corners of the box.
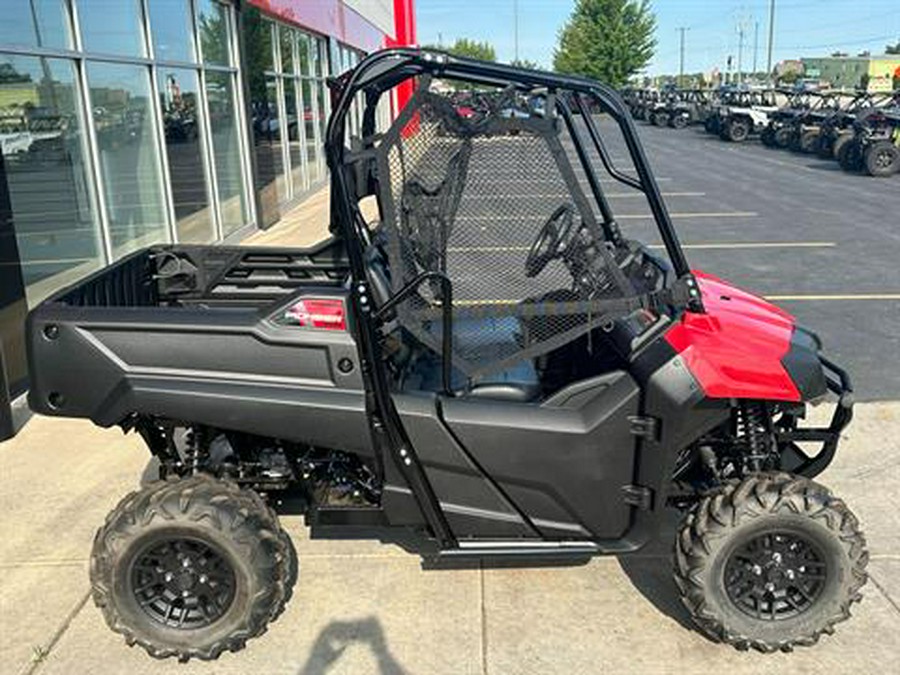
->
(737, 401), (771, 472)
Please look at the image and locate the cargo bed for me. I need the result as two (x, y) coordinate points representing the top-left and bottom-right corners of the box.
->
(25, 238), (375, 455)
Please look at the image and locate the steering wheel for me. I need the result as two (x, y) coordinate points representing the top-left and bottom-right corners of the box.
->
(525, 204), (575, 278)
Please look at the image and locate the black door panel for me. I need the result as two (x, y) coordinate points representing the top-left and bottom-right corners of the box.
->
(440, 371), (640, 539)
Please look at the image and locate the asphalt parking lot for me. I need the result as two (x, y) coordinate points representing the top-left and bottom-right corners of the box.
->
(600, 118), (900, 399)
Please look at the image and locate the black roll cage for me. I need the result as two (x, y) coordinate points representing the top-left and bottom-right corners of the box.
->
(325, 48), (691, 278)
(323, 49), (697, 548)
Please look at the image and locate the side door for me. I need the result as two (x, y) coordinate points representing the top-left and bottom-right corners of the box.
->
(438, 371), (641, 540)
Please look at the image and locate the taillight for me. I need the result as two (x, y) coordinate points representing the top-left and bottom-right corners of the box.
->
(285, 298), (347, 331)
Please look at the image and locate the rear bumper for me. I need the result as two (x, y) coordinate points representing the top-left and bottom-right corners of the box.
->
(776, 355), (854, 478)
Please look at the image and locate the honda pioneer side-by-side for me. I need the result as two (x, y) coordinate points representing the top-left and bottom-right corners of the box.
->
(23, 51), (867, 661)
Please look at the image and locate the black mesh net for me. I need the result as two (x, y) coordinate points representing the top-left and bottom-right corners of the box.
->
(367, 84), (642, 380)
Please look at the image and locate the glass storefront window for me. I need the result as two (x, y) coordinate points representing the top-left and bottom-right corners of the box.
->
(301, 78), (319, 184)
(297, 33), (311, 77)
(196, 0), (231, 66)
(0, 0), (72, 51)
(87, 62), (167, 257)
(284, 79), (304, 194)
(77, 0), (146, 57)
(205, 71), (248, 236)
(148, 0), (195, 63)
(158, 68), (214, 243)
(279, 25), (294, 75)
(0, 53), (102, 303)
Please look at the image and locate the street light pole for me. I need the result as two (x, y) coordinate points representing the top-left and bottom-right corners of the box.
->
(513, 0), (519, 63)
(678, 27), (688, 87)
(753, 21), (759, 77)
(766, 0), (776, 81)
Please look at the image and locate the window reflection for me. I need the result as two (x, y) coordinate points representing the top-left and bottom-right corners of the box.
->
(301, 78), (319, 184)
(0, 0), (72, 51)
(77, 0), (146, 57)
(148, 0), (195, 63)
(87, 62), (167, 257)
(196, 0), (231, 65)
(158, 69), (214, 243)
(284, 79), (304, 194)
(279, 24), (294, 75)
(205, 71), (249, 236)
(0, 54), (102, 304)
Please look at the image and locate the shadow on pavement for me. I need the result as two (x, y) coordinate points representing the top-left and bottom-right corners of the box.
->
(615, 508), (695, 632)
(297, 616), (408, 675)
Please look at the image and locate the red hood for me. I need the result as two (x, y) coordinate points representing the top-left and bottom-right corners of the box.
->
(664, 271), (802, 401)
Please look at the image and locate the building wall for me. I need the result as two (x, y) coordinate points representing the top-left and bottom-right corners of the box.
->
(867, 58), (900, 92)
(803, 56), (900, 91)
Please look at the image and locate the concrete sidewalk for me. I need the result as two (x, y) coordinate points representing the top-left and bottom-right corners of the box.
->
(1, 402), (898, 675)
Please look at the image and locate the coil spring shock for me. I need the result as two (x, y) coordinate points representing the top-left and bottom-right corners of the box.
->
(736, 401), (772, 473)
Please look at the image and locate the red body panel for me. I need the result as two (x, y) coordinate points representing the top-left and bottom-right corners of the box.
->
(664, 271), (801, 402)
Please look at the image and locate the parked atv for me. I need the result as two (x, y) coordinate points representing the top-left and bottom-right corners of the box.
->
(818, 90), (900, 160)
(717, 89), (783, 142)
(22, 50), (867, 661)
(840, 105), (900, 176)
(761, 91), (830, 148)
(667, 89), (712, 129)
(630, 88), (659, 122)
(785, 92), (851, 153)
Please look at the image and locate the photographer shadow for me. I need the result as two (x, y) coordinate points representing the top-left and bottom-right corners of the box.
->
(298, 616), (408, 675)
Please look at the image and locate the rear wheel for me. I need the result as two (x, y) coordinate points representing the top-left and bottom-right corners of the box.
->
(773, 127), (793, 148)
(654, 112), (669, 127)
(674, 473), (867, 653)
(838, 139), (864, 172)
(799, 130), (820, 154)
(704, 117), (717, 134)
(831, 132), (853, 161)
(864, 141), (900, 177)
(91, 475), (296, 661)
(725, 118), (750, 143)
(760, 127), (775, 147)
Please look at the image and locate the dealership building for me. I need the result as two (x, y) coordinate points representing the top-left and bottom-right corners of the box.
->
(1, 0), (416, 438)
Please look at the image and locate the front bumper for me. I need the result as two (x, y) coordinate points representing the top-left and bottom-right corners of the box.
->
(776, 356), (854, 478)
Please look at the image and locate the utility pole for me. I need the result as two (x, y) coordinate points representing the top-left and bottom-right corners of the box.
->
(677, 27), (688, 87)
(737, 25), (745, 85)
(766, 0), (776, 82)
(753, 21), (759, 78)
(513, 0), (519, 63)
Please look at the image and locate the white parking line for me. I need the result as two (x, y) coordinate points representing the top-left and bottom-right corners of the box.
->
(618, 211), (758, 220)
(765, 294), (900, 301)
(448, 241), (835, 254)
(463, 211), (758, 222)
(661, 242), (835, 250)
(607, 192), (706, 198)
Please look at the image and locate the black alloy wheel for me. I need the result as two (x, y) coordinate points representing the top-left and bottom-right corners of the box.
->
(130, 537), (237, 630)
(724, 530), (826, 621)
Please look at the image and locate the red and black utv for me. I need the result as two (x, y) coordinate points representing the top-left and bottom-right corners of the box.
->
(25, 50), (866, 660)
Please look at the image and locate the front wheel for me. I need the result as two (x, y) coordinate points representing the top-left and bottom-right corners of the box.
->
(672, 114), (688, 129)
(725, 119), (750, 143)
(91, 475), (297, 661)
(864, 140), (900, 177)
(674, 473), (867, 652)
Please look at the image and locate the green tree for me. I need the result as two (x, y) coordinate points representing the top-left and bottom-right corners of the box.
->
(886, 41), (900, 55)
(553, 0), (656, 88)
(439, 38), (497, 62)
(511, 58), (543, 70)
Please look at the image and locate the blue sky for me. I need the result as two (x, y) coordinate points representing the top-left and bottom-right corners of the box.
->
(415, 0), (900, 75)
